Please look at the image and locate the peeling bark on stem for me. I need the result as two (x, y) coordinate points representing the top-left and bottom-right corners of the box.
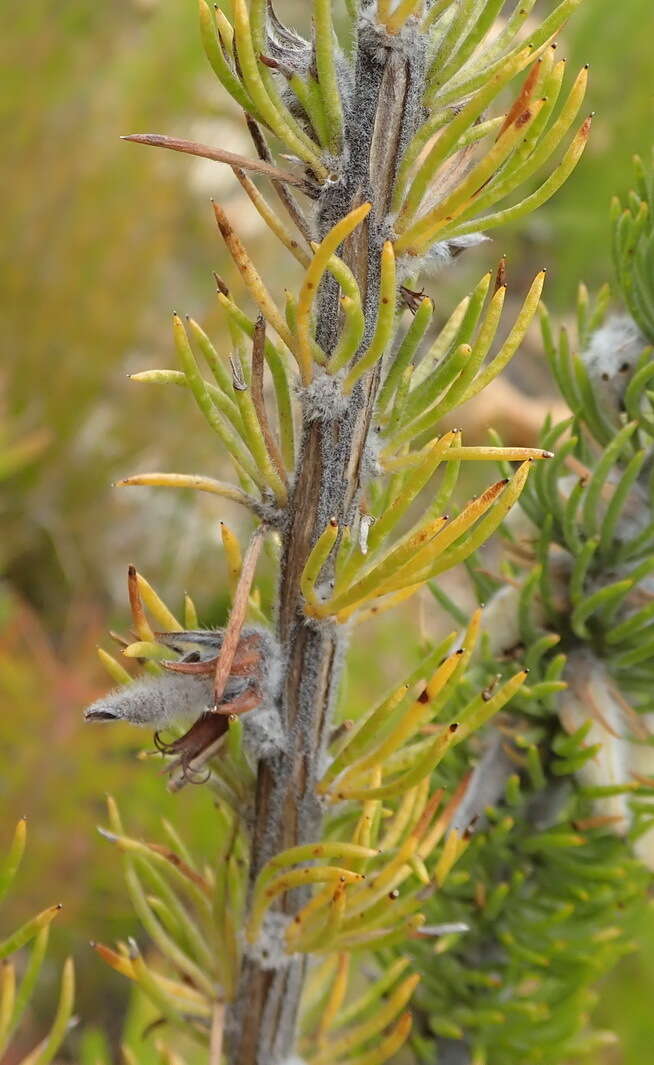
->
(226, 27), (427, 1065)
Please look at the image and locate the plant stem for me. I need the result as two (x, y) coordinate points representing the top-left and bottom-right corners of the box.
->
(226, 22), (427, 1065)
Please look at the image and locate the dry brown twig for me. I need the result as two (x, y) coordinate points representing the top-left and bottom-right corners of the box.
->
(121, 133), (313, 190)
(250, 315), (288, 483)
(212, 525), (265, 708)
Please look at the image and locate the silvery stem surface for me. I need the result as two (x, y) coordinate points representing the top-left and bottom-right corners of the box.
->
(227, 24), (427, 1064)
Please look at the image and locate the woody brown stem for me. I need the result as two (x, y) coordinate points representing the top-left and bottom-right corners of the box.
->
(226, 23), (427, 1065)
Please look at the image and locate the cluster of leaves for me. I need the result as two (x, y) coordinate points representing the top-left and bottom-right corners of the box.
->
(391, 0), (590, 257)
(513, 152), (654, 726)
(0, 820), (74, 1064)
(303, 262), (550, 627)
(408, 758), (650, 1064)
(401, 152), (654, 1064)
(121, 0), (595, 627)
(93, 796), (234, 1055)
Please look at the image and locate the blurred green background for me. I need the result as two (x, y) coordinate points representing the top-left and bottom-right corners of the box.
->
(1, 0), (653, 1059)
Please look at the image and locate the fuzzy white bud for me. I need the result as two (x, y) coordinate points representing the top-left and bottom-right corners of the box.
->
(583, 314), (646, 418)
(84, 673), (213, 729)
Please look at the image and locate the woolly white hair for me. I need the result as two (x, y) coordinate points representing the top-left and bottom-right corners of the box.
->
(245, 911), (293, 970)
(583, 314), (647, 417)
(300, 369), (349, 424)
(478, 585), (524, 658)
(396, 233), (490, 284)
(83, 673), (247, 729)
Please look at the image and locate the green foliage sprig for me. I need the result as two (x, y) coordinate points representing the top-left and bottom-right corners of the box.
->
(0, 820), (75, 1065)
(405, 151), (654, 1065)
